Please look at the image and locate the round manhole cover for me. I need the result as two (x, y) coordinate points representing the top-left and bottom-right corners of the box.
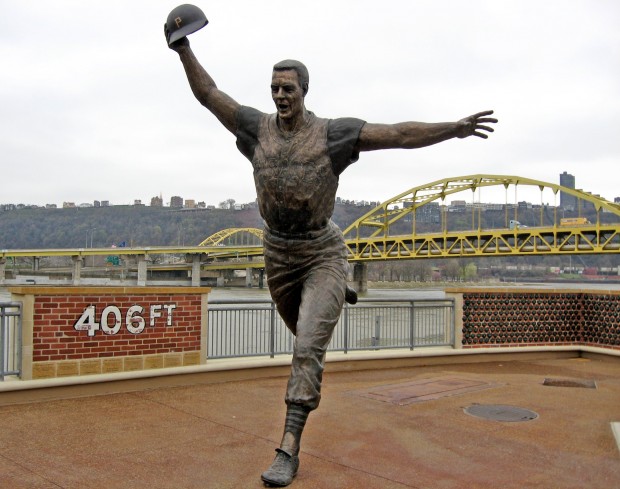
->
(464, 404), (538, 422)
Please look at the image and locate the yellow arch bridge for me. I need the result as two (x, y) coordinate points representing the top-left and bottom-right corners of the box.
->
(191, 174), (620, 261)
(343, 174), (620, 260)
(2, 175), (620, 278)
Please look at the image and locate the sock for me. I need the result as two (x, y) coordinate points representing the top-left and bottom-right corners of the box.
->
(281, 404), (311, 455)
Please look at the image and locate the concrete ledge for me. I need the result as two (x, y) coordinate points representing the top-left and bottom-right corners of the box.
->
(2, 344), (618, 406)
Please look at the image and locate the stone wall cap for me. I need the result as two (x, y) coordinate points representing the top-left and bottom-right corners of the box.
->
(7, 286), (212, 295)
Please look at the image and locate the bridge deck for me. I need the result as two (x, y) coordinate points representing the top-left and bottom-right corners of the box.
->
(1, 352), (619, 488)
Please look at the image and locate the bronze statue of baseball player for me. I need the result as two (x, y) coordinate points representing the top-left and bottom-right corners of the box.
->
(165, 8), (496, 486)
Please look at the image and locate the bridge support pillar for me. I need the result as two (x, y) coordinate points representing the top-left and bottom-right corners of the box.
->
(245, 268), (253, 287)
(0, 259), (6, 284)
(191, 254), (201, 287)
(72, 256), (83, 285)
(33, 256), (40, 271)
(137, 255), (148, 287)
(258, 269), (264, 289)
(353, 262), (368, 294)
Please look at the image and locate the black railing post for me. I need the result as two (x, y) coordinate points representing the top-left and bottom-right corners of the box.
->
(269, 301), (276, 358)
(450, 298), (456, 347)
(0, 308), (5, 381)
(409, 301), (415, 350)
(16, 304), (22, 378)
(343, 304), (349, 354)
(373, 315), (381, 349)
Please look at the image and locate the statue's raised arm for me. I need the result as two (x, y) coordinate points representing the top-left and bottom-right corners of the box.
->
(356, 110), (497, 152)
(165, 26), (240, 135)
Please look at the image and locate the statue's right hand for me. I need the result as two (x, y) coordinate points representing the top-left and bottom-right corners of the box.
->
(164, 23), (189, 51)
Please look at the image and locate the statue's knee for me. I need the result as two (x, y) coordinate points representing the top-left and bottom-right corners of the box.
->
(294, 343), (325, 363)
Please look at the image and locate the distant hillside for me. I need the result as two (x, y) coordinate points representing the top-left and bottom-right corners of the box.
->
(2, 202), (618, 279)
(0, 203), (374, 249)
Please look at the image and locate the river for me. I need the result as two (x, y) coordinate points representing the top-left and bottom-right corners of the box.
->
(2, 281), (620, 303)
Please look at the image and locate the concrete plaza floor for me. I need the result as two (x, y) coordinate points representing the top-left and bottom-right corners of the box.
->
(1, 352), (619, 488)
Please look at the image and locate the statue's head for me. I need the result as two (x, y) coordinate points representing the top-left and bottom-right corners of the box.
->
(272, 59), (309, 96)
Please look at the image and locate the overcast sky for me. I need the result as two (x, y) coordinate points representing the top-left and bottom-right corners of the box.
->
(2, 0), (619, 208)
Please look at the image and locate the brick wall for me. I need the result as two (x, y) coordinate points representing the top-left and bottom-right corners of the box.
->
(32, 293), (202, 362)
(9, 286), (210, 380)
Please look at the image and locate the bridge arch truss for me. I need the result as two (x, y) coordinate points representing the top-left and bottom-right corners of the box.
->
(343, 174), (620, 261)
(198, 228), (264, 247)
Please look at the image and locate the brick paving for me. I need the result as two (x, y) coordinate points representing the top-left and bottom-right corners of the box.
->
(1, 353), (619, 489)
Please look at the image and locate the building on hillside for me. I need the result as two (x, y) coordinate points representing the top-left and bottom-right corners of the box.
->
(482, 203), (503, 211)
(560, 171), (577, 211)
(150, 195), (163, 207)
(449, 200), (466, 212)
(415, 201), (440, 223)
(170, 196), (183, 208)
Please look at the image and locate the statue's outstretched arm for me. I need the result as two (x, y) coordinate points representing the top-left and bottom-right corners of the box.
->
(167, 34), (240, 135)
(356, 110), (497, 152)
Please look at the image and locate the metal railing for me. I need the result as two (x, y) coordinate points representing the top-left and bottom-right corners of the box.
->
(207, 298), (454, 359)
(1, 302), (22, 380)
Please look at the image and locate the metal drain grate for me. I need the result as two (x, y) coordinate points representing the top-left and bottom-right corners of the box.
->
(464, 404), (538, 422)
(543, 378), (596, 389)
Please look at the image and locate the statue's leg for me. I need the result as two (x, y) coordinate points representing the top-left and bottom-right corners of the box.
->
(284, 267), (346, 411)
(262, 268), (345, 486)
(262, 223), (348, 485)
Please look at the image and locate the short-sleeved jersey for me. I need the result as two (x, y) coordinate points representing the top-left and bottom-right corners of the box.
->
(236, 106), (365, 235)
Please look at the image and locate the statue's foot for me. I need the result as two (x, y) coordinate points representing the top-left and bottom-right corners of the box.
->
(261, 448), (299, 487)
(345, 285), (358, 305)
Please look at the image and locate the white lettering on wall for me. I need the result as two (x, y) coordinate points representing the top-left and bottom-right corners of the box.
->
(73, 303), (177, 337)
(149, 304), (162, 327)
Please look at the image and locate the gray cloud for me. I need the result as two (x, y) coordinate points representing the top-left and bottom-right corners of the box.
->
(1, 0), (618, 208)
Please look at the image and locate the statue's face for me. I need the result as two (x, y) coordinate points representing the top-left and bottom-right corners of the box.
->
(271, 70), (304, 121)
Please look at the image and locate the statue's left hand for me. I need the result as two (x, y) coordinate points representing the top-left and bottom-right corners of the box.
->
(164, 23), (189, 51)
(456, 110), (497, 139)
